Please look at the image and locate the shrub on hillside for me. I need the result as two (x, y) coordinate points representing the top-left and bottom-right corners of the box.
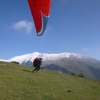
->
(10, 61), (19, 64)
(78, 73), (84, 78)
(41, 67), (44, 69)
(70, 72), (76, 76)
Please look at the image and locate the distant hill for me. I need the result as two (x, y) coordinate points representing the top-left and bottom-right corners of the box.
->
(1, 52), (100, 79)
(42, 58), (100, 79)
(0, 61), (100, 100)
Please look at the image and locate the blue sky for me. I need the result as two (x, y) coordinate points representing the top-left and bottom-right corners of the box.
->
(0, 0), (100, 60)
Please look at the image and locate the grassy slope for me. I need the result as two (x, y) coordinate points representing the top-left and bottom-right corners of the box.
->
(0, 61), (100, 100)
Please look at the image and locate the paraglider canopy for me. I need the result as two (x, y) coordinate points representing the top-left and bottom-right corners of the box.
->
(28, 0), (51, 36)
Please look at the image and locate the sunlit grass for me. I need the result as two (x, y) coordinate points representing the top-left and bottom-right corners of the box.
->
(0, 61), (100, 100)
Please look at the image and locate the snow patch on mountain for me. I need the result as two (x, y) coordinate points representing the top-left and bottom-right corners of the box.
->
(42, 52), (87, 60)
(9, 52), (40, 64)
(8, 52), (88, 64)
(0, 59), (9, 62)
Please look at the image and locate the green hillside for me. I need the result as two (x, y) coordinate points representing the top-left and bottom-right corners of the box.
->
(0, 61), (100, 100)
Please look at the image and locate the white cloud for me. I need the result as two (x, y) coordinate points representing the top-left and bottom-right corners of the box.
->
(12, 20), (33, 33)
(95, 47), (100, 51)
(83, 47), (100, 51)
(83, 48), (89, 51)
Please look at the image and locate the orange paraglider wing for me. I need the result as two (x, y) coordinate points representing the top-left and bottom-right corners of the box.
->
(28, 0), (51, 36)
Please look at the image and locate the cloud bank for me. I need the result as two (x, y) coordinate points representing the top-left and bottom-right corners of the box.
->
(12, 20), (33, 33)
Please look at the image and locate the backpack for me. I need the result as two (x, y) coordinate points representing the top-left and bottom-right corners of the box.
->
(33, 57), (38, 65)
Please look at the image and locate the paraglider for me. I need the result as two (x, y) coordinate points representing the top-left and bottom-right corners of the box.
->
(32, 57), (43, 72)
(28, 0), (51, 36)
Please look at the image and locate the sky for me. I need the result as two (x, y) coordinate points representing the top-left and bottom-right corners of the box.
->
(0, 0), (100, 60)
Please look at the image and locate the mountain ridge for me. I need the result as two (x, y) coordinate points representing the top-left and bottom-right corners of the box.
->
(1, 52), (100, 79)
(1, 52), (99, 63)
(8, 52), (98, 63)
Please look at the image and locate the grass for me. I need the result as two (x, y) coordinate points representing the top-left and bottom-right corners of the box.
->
(0, 61), (100, 100)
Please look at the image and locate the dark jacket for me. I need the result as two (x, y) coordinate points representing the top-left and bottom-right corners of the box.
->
(33, 57), (42, 66)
